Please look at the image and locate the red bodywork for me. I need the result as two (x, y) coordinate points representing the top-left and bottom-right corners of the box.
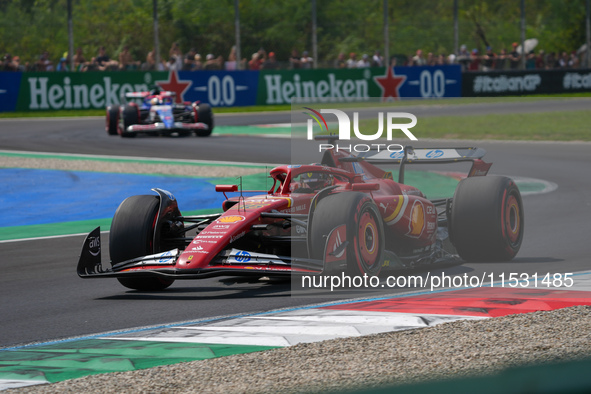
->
(176, 150), (437, 273)
(78, 146), (490, 280)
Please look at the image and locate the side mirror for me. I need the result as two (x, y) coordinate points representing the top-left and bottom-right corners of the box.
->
(215, 184), (238, 199)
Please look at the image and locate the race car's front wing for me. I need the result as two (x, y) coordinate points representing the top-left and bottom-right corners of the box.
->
(126, 122), (209, 133)
(77, 227), (330, 280)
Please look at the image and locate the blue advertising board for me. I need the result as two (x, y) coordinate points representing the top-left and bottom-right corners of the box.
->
(0, 66), (461, 113)
(394, 65), (462, 99)
(0, 72), (21, 112)
(177, 70), (259, 107)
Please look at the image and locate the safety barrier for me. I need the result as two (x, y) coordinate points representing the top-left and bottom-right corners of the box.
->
(0, 65), (462, 112)
(4, 66), (589, 112)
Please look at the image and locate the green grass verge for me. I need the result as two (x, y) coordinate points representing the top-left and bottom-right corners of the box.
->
(358, 109), (591, 141)
(0, 109), (105, 118)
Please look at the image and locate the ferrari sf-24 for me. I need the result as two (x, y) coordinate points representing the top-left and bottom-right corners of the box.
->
(78, 143), (524, 291)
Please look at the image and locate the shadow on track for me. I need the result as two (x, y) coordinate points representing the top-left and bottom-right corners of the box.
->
(97, 277), (293, 301)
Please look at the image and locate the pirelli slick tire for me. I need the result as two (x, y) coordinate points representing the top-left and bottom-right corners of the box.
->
(195, 103), (213, 137)
(109, 195), (175, 291)
(310, 192), (384, 276)
(120, 104), (139, 138)
(450, 176), (524, 262)
(105, 105), (120, 135)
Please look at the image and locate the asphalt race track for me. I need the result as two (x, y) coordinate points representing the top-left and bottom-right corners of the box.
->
(1, 98), (590, 160)
(1, 101), (590, 348)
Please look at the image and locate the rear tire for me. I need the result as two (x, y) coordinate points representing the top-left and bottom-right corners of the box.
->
(195, 103), (213, 137)
(106, 105), (119, 135)
(310, 192), (384, 276)
(120, 104), (139, 138)
(110, 195), (175, 290)
(450, 176), (524, 262)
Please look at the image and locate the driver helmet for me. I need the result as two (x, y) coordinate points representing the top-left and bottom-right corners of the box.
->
(150, 97), (161, 105)
(300, 172), (332, 190)
(150, 86), (161, 95)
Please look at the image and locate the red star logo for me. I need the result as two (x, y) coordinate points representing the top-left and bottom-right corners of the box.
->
(156, 71), (191, 104)
(373, 67), (406, 101)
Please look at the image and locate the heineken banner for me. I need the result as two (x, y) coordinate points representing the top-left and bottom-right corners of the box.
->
(18, 71), (160, 111)
(14, 70), (260, 111)
(1, 65), (462, 112)
(463, 68), (591, 96)
(257, 65), (462, 105)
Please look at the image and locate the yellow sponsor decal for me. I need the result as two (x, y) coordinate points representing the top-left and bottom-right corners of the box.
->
(384, 196), (405, 223)
(243, 203), (267, 209)
(275, 197), (293, 208)
(218, 215), (246, 223)
(408, 201), (425, 237)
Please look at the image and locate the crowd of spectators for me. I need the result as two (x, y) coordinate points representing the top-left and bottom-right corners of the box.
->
(1, 41), (588, 72)
(331, 51), (385, 68)
(400, 42), (585, 71)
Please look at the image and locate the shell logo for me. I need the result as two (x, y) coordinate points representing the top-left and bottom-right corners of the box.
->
(217, 215), (246, 224)
(408, 200), (425, 237)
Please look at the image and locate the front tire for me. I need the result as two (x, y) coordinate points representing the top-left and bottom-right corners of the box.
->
(194, 103), (214, 137)
(110, 195), (175, 290)
(120, 104), (139, 138)
(310, 192), (384, 276)
(106, 105), (120, 135)
(450, 176), (524, 262)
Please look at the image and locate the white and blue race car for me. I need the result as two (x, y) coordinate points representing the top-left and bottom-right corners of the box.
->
(106, 87), (213, 138)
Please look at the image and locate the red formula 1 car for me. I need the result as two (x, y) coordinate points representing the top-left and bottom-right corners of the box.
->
(78, 144), (524, 291)
(105, 87), (214, 138)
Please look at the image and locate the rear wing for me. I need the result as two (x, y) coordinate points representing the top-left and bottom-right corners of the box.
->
(354, 146), (492, 184)
(358, 146), (484, 163)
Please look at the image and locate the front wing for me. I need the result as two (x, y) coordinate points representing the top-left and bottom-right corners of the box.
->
(126, 122), (210, 134)
(77, 227), (335, 280)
